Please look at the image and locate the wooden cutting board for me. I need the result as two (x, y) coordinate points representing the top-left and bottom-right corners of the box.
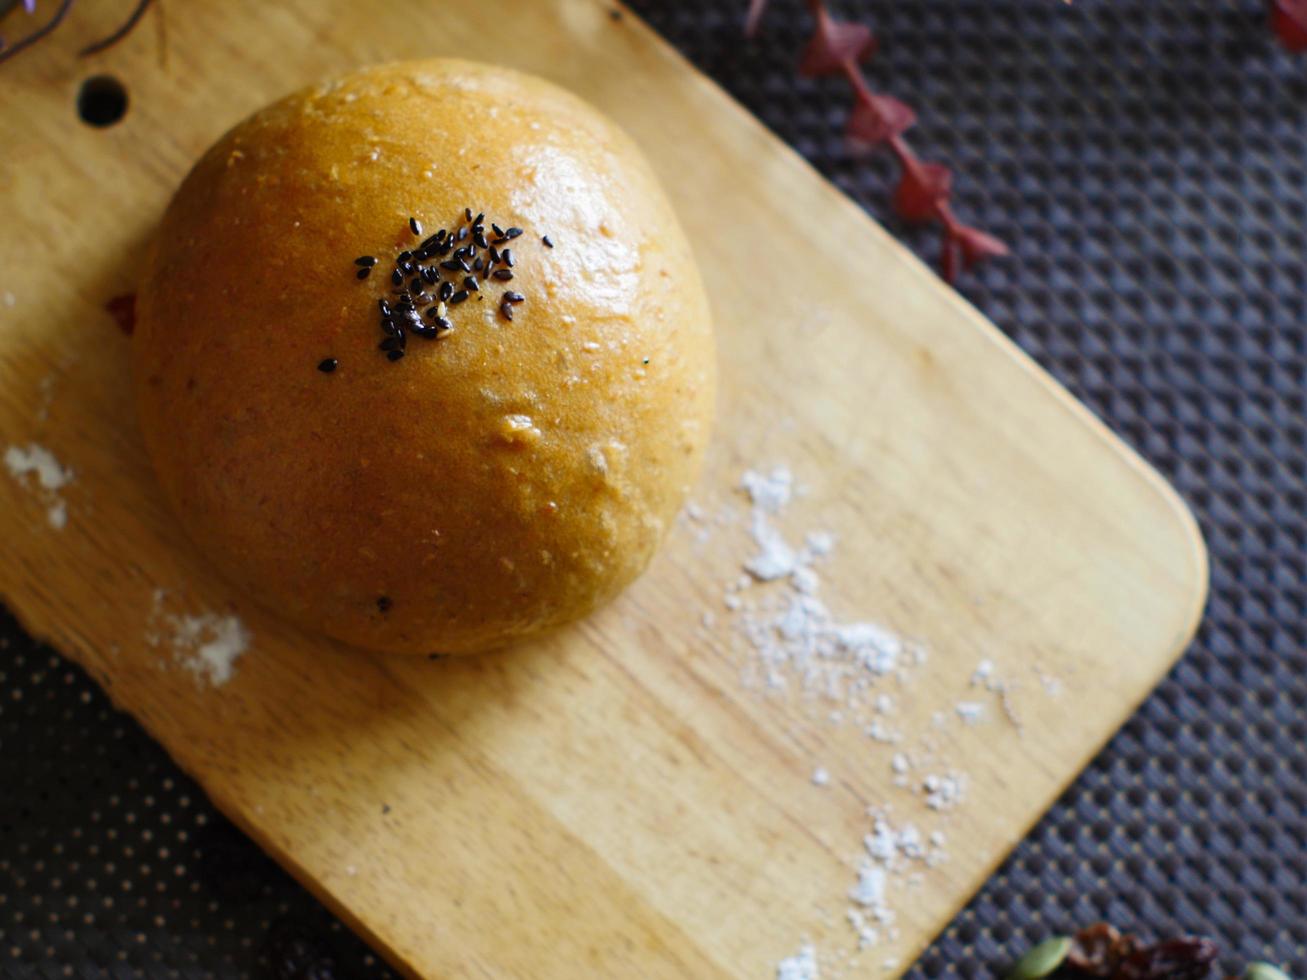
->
(0, 1), (1206, 976)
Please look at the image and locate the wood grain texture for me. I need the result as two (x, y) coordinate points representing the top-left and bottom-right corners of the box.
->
(0, 1), (1206, 977)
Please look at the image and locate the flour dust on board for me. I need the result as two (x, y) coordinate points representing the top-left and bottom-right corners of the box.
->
(676, 465), (1063, 979)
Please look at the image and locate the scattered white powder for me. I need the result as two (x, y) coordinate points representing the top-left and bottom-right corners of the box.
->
(866, 720), (902, 745)
(729, 476), (909, 708)
(776, 942), (820, 980)
(5, 443), (72, 529)
(839, 808), (950, 955)
(148, 590), (250, 687)
(1036, 665), (1064, 697)
(803, 530), (834, 556)
(922, 772), (967, 811)
(846, 907), (878, 949)
(955, 701), (985, 725)
(724, 464), (989, 973)
(848, 863), (886, 909)
(741, 467), (793, 514)
(745, 512), (799, 581)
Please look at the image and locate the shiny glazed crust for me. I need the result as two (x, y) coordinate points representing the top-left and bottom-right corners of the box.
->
(134, 59), (715, 654)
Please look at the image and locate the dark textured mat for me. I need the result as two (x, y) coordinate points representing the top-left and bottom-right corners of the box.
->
(4, 0), (1306, 975)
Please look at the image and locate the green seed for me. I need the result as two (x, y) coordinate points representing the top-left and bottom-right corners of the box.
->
(1246, 964), (1292, 980)
(1007, 936), (1072, 980)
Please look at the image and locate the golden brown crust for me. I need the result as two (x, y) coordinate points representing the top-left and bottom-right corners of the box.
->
(134, 59), (715, 654)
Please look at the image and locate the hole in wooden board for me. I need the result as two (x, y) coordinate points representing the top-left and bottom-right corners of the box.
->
(76, 75), (128, 127)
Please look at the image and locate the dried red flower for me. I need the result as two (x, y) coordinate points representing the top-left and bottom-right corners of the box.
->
(745, 0), (1006, 282)
(892, 154), (952, 222)
(845, 91), (916, 149)
(799, 6), (877, 77)
(1271, 0), (1307, 51)
(953, 222), (1010, 270)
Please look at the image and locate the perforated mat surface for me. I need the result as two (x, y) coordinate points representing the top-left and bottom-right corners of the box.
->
(3, 0), (1307, 976)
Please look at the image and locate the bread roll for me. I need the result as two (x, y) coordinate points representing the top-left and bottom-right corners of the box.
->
(134, 59), (715, 654)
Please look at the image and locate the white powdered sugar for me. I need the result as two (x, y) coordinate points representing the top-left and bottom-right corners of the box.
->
(922, 772), (967, 811)
(776, 942), (820, 980)
(842, 809), (948, 950)
(730, 468), (915, 712)
(148, 590), (250, 687)
(702, 463), (1069, 977)
(955, 701), (985, 725)
(5, 443), (72, 529)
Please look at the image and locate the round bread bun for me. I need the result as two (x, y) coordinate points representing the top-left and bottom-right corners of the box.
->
(134, 59), (715, 655)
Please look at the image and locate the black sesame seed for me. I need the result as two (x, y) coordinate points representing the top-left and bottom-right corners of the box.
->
(491, 236), (508, 246)
(386, 349), (404, 362)
(439, 259), (463, 272)
(414, 249), (430, 261)
(409, 217), (422, 235)
(472, 212), (484, 226)
(377, 595), (393, 612)
(473, 229), (488, 249)
(381, 318), (400, 337)
(397, 250), (412, 263)
(354, 255), (377, 267)
(464, 276), (479, 292)
(410, 321), (438, 339)
(379, 299), (392, 316)
(464, 207), (473, 223)
(453, 245), (470, 260)
(434, 316), (452, 331)
(457, 227), (468, 241)
(439, 281), (454, 301)
(504, 291), (525, 303)
(421, 266), (439, 284)
(450, 289), (469, 304)
(318, 358), (338, 373)
(542, 235), (553, 248)
(500, 302), (514, 321)
(410, 277), (425, 293)
(395, 293), (414, 308)
(504, 227), (523, 239)
(473, 256), (484, 271)
(457, 258), (471, 273)
(435, 228), (447, 241)
(491, 223), (504, 237)
(503, 248), (514, 267)
(391, 268), (403, 286)
(379, 336), (404, 352)
(356, 267), (371, 279)
(488, 245), (501, 264)
(492, 269), (514, 281)
(420, 234), (441, 251)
